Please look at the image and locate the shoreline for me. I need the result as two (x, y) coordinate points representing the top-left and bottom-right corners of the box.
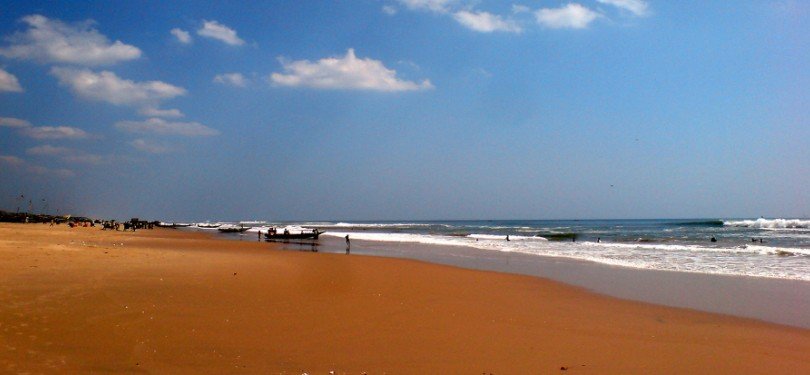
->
(225, 231), (810, 329)
(2, 223), (809, 373)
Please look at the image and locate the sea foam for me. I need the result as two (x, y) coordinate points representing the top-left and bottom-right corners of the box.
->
(322, 231), (810, 281)
(724, 218), (810, 229)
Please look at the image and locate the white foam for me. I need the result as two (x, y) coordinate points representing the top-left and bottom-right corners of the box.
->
(325, 231), (469, 247)
(471, 225), (538, 230)
(328, 222), (443, 228)
(468, 234), (548, 241)
(323, 231), (810, 281)
(239, 220), (267, 226)
(724, 218), (810, 229)
(743, 245), (810, 256)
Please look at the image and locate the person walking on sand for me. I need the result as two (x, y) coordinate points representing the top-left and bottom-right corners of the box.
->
(345, 234), (351, 254)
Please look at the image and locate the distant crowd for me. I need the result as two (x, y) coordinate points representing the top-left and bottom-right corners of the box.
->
(0, 210), (157, 232)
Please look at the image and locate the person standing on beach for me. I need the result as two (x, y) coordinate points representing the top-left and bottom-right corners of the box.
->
(345, 235), (350, 254)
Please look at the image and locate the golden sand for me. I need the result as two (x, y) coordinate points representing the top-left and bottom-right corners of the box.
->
(1, 223), (808, 373)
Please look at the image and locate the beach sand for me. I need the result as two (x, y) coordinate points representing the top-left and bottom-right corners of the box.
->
(1, 223), (808, 373)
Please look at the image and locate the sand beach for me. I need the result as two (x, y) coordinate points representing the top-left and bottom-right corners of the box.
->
(1, 222), (808, 373)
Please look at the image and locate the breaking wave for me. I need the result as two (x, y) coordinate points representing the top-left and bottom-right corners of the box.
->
(724, 218), (810, 229)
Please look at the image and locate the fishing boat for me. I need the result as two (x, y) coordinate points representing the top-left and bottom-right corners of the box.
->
(218, 225), (250, 233)
(157, 222), (192, 228)
(264, 229), (323, 240)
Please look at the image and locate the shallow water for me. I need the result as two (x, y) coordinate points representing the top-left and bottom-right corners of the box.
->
(213, 219), (810, 281)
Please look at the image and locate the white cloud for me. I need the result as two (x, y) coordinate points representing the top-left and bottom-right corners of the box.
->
(382, 5), (398, 15)
(130, 139), (171, 154)
(139, 106), (184, 118)
(20, 126), (90, 140)
(397, 60), (422, 70)
(1, 117), (92, 140)
(115, 118), (219, 137)
(512, 5), (531, 14)
(50, 67), (186, 107)
(597, 0), (649, 17)
(213, 72), (247, 87)
(397, 0), (456, 13)
(0, 117), (31, 128)
(536, 3), (601, 29)
(0, 14), (141, 66)
(197, 20), (245, 46)
(26, 145), (104, 164)
(0, 154), (75, 178)
(270, 49), (433, 92)
(395, 1), (526, 33)
(0, 68), (24, 92)
(453, 10), (522, 33)
(170, 28), (192, 44)
(27, 165), (75, 177)
(26, 145), (71, 156)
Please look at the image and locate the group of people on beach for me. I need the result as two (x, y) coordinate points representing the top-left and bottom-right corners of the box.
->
(67, 221), (93, 228)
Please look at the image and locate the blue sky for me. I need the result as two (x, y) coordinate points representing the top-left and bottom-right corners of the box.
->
(0, 1), (807, 221)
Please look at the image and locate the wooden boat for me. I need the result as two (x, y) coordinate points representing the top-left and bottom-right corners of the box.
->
(218, 225), (250, 233)
(264, 229), (323, 241)
(157, 222), (192, 228)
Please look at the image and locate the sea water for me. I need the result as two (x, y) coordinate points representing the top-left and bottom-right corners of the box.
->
(208, 218), (810, 282)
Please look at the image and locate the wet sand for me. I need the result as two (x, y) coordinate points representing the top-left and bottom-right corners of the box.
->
(1, 223), (808, 373)
(307, 236), (810, 328)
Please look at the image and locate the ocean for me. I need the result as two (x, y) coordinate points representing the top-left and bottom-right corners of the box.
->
(202, 218), (810, 282)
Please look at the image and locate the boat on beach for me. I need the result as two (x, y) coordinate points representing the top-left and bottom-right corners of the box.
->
(265, 229), (323, 241)
(218, 225), (251, 233)
(157, 222), (193, 228)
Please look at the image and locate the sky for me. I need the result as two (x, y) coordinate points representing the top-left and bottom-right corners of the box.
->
(0, 0), (807, 221)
